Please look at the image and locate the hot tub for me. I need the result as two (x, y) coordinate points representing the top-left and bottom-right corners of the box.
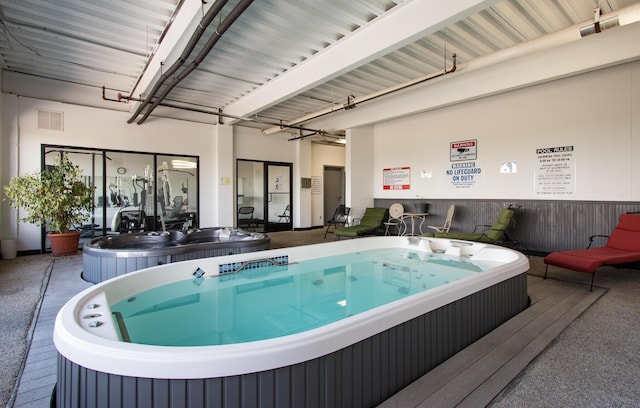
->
(82, 227), (270, 283)
(55, 236), (529, 407)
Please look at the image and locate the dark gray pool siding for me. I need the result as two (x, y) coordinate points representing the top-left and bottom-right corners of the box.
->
(56, 273), (527, 408)
(82, 232), (271, 283)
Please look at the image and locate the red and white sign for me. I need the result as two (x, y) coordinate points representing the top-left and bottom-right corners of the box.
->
(383, 167), (410, 190)
(450, 139), (477, 161)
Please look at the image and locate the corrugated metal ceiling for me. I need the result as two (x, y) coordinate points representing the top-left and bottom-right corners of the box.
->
(1, 0), (639, 138)
(0, 0), (178, 91)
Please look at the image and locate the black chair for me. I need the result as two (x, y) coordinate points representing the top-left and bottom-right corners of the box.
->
(118, 210), (146, 233)
(277, 205), (291, 223)
(237, 206), (255, 230)
(324, 205), (350, 238)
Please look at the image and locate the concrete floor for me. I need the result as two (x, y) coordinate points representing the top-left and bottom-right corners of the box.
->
(491, 257), (640, 407)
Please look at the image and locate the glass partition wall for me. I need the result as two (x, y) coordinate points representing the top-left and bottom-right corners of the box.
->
(42, 145), (199, 252)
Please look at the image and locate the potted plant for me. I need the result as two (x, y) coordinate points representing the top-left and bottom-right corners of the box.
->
(3, 153), (94, 256)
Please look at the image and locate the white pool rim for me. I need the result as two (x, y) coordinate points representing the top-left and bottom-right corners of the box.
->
(54, 236), (529, 379)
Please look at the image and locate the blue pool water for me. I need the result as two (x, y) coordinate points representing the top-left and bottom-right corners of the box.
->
(110, 248), (500, 346)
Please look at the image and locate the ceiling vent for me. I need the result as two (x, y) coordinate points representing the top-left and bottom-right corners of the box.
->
(37, 109), (64, 131)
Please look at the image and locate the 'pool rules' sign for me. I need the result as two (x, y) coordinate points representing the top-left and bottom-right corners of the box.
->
(535, 145), (575, 196)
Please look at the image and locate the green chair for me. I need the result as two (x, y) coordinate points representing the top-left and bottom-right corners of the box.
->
(334, 207), (389, 240)
(423, 207), (517, 246)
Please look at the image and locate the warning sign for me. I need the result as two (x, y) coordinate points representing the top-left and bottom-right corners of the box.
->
(451, 139), (477, 161)
(446, 162), (482, 189)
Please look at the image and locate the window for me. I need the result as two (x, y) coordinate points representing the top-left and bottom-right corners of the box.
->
(42, 145), (199, 250)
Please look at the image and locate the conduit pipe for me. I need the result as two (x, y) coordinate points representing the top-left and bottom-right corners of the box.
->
(579, 7), (619, 37)
(135, 0), (254, 125)
(159, 102), (344, 137)
(105, 85), (340, 136)
(262, 4), (640, 136)
(127, 0), (230, 124)
(458, 5), (633, 74)
(263, 53), (456, 135)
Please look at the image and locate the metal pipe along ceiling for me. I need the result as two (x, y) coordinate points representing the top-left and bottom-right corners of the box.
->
(135, 0), (254, 125)
(263, 54), (457, 135)
(126, 0), (233, 124)
(104, 86), (343, 137)
(262, 4), (640, 136)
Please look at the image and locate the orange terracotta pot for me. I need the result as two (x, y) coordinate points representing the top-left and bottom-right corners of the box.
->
(48, 231), (81, 257)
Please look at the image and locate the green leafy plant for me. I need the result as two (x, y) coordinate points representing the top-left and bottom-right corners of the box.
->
(4, 154), (94, 234)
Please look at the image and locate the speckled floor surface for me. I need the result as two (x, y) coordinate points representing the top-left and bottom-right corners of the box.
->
(490, 258), (640, 407)
(2, 231), (639, 407)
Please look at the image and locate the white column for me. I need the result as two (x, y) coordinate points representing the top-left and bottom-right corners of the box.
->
(295, 139), (312, 229)
(209, 124), (234, 227)
(346, 126), (375, 222)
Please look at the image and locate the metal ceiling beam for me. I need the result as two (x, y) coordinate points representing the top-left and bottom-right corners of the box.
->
(128, 0), (221, 107)
(304, 8), (640, 133)
(221, 0), (500, 126)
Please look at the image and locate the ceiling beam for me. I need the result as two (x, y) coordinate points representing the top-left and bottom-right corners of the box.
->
(128, 0), (220, 102)
(304, 20), (640, 133)
(221, 0), (499, 124)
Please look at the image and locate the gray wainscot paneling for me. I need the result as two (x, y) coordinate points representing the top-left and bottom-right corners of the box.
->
(374, 199), (640, 254)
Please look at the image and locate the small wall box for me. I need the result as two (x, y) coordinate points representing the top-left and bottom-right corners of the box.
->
(301, 178), (312, 188)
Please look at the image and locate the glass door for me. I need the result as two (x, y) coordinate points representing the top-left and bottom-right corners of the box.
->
(237, 160), (292, 232)
(266, 163), (292, 232)
(237, 160), (265, 232)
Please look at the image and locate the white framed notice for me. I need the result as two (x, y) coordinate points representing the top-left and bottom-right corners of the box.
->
(535, 146), (575, 196)
(383, 167), (410, 190)
(311, 176), (322, 194)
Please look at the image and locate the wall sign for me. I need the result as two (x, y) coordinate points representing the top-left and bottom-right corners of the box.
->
(500, 162), (518, 173)
(450, 139), (477, 161)
(311, 176), (322, 194)
(535, 145), (575, 196)
(383, 167), (411, 190)
(446, 161), (482, 189)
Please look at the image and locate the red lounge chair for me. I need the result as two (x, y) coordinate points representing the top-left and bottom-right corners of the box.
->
(544, 213), (640, 290)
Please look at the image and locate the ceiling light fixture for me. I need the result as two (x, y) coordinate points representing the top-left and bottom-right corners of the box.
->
(171, 159), (197, 169)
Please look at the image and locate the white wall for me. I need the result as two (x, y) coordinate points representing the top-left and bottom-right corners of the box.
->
(1, 104), (347, 251)
(4, 60), (637, 251)
(632, 59), (640, 191)
(234, 127), (347, 229)
(370, 61), (640, 201)
(234, 127), (297, 162)
(1, 95), (218, 251)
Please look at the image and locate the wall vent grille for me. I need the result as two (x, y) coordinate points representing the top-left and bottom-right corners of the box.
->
(37, 109), (64, 131)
